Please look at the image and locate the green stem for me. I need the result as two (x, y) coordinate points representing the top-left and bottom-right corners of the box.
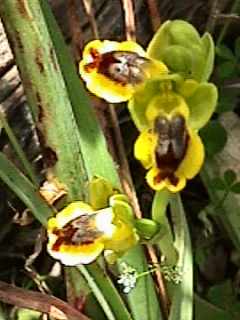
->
(152, 190), (178, 266)
(169, 194), (193, 320)
(77, 263), (132, 320)
(213, 189), (230, 211)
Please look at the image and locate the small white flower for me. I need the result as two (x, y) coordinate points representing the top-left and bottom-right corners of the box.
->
(118, 262), (137, 293)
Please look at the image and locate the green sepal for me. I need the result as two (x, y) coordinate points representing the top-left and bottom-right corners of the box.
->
(166, 20), (201, 47)
(186, 83), (218, 130)
(162, 45), (193, 74)
(88, 176), (114, 210)
(147, 20), (201, 60)
(147, 20), (215, 83)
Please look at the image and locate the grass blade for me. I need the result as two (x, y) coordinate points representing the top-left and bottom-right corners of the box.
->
(0, 111), (39, 186)
(0, 152), (51, 226)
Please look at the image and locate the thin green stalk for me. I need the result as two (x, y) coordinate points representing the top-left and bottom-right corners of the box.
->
(152, 190), (178, 266)
(0, 111), (39, 186)
(77, 264), (132, 320)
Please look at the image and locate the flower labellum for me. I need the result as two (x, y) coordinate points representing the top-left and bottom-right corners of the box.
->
(134, 108), (204, 192)
(47, 202), (115, 265)
(79, 40), (167, 103)
(47, 196), (139, 265)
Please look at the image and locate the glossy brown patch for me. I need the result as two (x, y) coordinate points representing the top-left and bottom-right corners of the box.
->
(98, 51), (148, 85)
(154, 114), (189, 185)
(83, 48), (148, 86)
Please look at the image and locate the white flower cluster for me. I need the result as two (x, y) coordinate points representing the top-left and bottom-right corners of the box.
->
(117, 262), (137, 294)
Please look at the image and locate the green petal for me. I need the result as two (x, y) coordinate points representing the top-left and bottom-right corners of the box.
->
(88, 176), (114, 210)
(186, 83), (218, 130)
(200, 33), (215, 81)
(111, 198), (135, 224)
(128, 81), (161, 131)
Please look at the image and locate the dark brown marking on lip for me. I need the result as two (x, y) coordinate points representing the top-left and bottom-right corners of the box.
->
(83, 48), (148, 86)
(83, 48), (100, 73)
(98, 51), (148, 85)
(153, 114), (189, 185)
(51, 214), (103, 251)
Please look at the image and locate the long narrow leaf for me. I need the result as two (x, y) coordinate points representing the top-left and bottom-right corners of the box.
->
(78, 264), (132, 320)
(169, 194), (193, 320)
(0, 152), (51, 226)
(120, 246), (163, 320)
(0, 112), (39, 186)
(0, 2), (162, 319)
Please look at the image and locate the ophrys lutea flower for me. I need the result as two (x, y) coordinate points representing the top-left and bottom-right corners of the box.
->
(79, 40), (168, 103)
(47, 178), (139, 265)
(134, 95), (204, 192)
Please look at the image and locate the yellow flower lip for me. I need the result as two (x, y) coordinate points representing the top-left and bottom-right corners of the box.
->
(79, 40), (167, 103)
(134, 111), (204, 192)
(47, 202), (115, 265)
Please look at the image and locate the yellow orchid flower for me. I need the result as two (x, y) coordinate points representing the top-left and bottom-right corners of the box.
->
(134, 101), (204, 192)
(47, 187), (139, 265)
(79, 40), (167, 103)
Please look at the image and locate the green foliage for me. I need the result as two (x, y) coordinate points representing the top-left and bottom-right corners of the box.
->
(216, 40), (240, 81)
(195, 294), (233, 320)
(216, 89), (238, 113)
(211, 169), (240, 195)
(200, 120), (227, 157)
(206, 280), (240, 319)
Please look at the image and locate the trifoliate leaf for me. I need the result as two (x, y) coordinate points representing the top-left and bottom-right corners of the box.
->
(200, 120), (227, 157)
(224, 169), (237, 185)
